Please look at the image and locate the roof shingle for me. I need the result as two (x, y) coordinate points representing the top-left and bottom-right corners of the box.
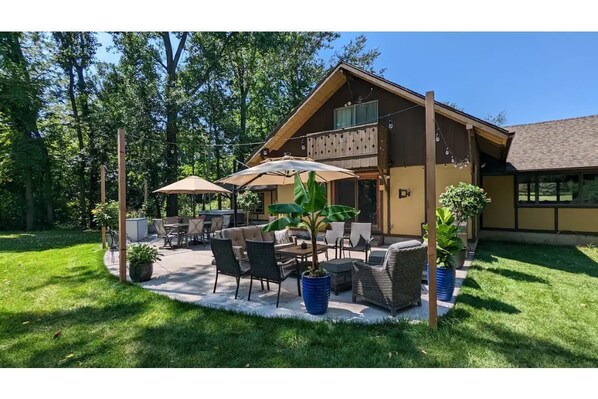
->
(506, 114), (598, 171)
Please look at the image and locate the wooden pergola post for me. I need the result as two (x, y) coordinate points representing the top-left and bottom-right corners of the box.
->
(100, 165), (106, 249)
(117, 128), (127, 283)
(425, 91), (438, 328)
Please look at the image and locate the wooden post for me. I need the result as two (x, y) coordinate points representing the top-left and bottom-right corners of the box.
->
(100, 165), (106, 249)
(425, 91), (438, 329)
(117, 128), (127, 283)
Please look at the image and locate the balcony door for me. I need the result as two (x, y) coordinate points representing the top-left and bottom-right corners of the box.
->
(333, 174), (380, 231)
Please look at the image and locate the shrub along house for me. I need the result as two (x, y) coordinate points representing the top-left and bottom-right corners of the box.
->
(246, 63), (598, 243)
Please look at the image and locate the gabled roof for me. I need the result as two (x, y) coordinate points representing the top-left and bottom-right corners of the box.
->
(505, 114), (598, 172)
(247, 62), (514, 165)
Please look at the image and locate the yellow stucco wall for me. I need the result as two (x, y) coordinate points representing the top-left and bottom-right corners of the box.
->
(482, 175), (516, 229)
(385, 164), (472, 237)
(277, 184), (294, 206)
(518, 208), (554, 230)
(254, 191), (275, 221)
(558, 208), (598, 233)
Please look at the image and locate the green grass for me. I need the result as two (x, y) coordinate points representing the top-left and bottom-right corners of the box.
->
(1, 231), (597, 367)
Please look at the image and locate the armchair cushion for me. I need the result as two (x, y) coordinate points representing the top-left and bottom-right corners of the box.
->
(382, 240), (422, 268)
(242, 226), (263, 242)
(221, 228), (245, 248)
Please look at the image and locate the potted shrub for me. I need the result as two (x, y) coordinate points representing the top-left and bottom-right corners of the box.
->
(423, 208), (465, 301)
(263, 171), (359, 315)
(237, 190), (261, 223)
(127, 243), (161, 283)
(92, 200), (119, 246)
(439, 183), (490, 268)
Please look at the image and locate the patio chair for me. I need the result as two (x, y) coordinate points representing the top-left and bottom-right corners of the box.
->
(181, 216), (191, 224)
(106, 227), (132, 264)
(185, 219), (205, 246)
(164, 216), (179, 225)
(222, 214), (231, 229)
(342, 222), (373, 260)
(245, 240), (298, 308)
(324, 222), (345, 259)
(153, 219), (177, 248)
(352, 241), (427, 316)
(208, 216), (224, 240)
(211, 238), (250, 299)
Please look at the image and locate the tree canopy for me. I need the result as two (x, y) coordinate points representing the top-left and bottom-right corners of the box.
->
(0, 32), (381, 230)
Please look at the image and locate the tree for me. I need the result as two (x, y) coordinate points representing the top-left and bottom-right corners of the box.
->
(0, 32), (51, 230)
(52, 32), (99, 227)
(330, 34), (383, 75)
(485, 111), (507, 126)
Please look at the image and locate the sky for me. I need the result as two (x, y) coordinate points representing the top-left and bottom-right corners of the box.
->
(96, 32), (598, 126)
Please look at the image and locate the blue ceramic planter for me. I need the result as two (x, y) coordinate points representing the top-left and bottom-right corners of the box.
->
(301, 272), (331, 315)
(427, 264), (456, 302)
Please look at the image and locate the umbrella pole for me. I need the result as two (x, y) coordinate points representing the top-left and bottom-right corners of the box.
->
(233, 187), (237, 227)
(192, 194), (195, 218)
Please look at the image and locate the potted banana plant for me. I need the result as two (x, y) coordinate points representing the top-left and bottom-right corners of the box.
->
(423, 207), (465, 301)
(263, 172), (359, 315)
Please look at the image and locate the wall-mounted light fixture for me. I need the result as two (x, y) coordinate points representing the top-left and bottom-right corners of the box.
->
(399, 188), (411, 199)
(300, 138), (306, 151)
(261, 148), (269, 157)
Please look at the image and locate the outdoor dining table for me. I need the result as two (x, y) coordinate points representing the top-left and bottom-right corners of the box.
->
(275, 243), (328, 296)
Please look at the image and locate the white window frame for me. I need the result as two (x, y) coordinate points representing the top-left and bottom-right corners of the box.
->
(333, 100), (378, 129)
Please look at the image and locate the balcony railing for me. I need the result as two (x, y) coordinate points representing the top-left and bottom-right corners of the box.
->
(306, 122), (388, 170)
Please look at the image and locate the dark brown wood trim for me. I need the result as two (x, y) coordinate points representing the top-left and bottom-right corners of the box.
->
(481, 227), (598, 237)
(513, 175), (519, 230)
(554, 207), (559, 232)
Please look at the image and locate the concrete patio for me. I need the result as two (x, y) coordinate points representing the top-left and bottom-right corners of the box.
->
(103, 236), (473, 324)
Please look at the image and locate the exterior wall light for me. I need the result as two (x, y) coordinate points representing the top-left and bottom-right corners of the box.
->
(399, 188), (411, 199)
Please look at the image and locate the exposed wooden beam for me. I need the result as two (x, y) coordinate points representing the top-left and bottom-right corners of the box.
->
(117, 128), (127, 283)
(425, 91), (438, 329)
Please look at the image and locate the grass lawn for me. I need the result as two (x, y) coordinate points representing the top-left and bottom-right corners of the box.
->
(0, 230), (597, 367)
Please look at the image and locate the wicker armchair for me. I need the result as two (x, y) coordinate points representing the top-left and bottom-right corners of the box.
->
(245, 240), (298, 307)
(211, 238), (250, 299)
(352, 242), (427, 316)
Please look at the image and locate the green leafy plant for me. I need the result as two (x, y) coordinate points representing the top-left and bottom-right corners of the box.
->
(237, 190), (261, 221)
(263, 171), (359, 276)
(92, 200), (119, 230)
(439, 182), (490, 224)
(423, 207), (465, 268)
(127, 243), (161, 267)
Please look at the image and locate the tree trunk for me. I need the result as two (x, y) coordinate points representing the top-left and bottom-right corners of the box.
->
(25, 168), (34, 231)
(75, 63), (97, 227)
(66, 64), (87, 229)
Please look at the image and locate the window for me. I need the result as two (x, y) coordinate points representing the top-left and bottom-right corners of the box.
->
(516, 173), (597, 206)
(518, 175), (534, 203)
(581, 173), (598, 204)
(255, 193), (265, 214)
(333, 101), (378, 129)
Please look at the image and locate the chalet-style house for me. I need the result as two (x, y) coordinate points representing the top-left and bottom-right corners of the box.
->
(247, 63), (598, 241)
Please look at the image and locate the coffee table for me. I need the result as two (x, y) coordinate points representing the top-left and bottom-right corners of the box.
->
(321, 258), (360, 295)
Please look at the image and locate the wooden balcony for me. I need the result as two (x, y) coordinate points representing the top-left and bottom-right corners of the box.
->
(306, 122), (389, 170)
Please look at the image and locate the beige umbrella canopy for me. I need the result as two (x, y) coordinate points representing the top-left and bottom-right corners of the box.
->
(154, 176), (231, 195)
(217, 156), (358, 187)
(154, 176), (231, 217)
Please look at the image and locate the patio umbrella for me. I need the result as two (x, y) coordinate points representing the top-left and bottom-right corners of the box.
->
(217, 156), (358, 226)
(217, 155), (358, 188)
(154, 176), (231, 217)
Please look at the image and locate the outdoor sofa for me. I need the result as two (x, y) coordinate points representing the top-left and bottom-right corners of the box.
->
(219, 225), (294, 261)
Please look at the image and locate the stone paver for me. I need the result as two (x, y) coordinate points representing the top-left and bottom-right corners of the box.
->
(104, 237), (472, 324)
